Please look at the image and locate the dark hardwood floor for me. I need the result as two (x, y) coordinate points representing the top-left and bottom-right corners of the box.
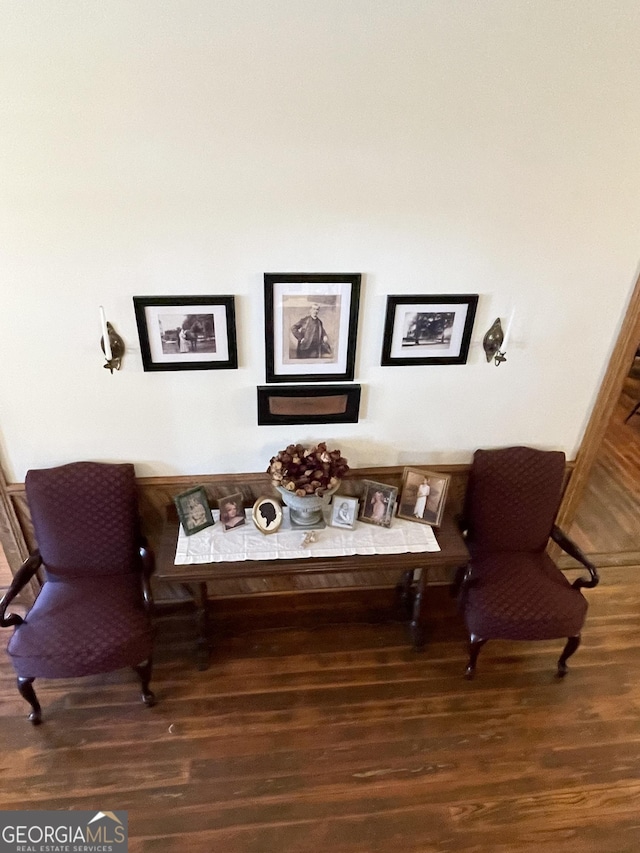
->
(1, 572), (640, 853)
(570, 365), (640, 563)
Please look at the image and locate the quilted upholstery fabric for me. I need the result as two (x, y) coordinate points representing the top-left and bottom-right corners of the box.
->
(463, 551), (587, 640)
(464, 446), (566, 556)
(461, 446), (588, 642)
(7, 574), (152, 678)
(6, 461), (153, 679)
(25, 461), (140, 577)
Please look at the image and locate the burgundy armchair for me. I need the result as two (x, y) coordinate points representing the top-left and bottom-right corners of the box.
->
(458, 446), (599, 679)
(1, 461), (156, 724)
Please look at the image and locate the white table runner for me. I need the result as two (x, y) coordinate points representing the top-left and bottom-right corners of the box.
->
(174, 509), (440, 564)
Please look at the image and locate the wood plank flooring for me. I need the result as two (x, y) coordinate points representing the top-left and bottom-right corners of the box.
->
(570, 368), (640, 562)
(1, 571), (639, 853)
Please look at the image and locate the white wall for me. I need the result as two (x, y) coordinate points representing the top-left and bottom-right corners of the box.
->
(1, 1), (639, 482)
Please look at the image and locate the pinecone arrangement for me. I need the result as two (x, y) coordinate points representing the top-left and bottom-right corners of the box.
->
(267, 442), (349, 497)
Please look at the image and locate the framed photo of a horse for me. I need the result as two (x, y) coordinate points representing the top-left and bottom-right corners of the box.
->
(381, 294), (478, 366)
(133, 295), (238, 372)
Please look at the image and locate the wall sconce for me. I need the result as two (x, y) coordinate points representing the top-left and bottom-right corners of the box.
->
(483, 310), (514, 366)
(100, 306), (125, 373)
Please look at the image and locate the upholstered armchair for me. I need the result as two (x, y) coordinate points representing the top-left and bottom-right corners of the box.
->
(0, 461), (156, 724)
(458, 446), (599, 679)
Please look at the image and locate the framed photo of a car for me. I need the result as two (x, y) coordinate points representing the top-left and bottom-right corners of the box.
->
(381, 294), (478, 366)
(264, 273), (361, 383)
(133, 295), (238, 372)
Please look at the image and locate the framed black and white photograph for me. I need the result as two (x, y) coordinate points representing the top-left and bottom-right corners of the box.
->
(359, 480), (398, 528)
(381, 294), (478, 366)
(174, 486), (214, 536)
(133, 295), (238, 372)
(257, 384), (361, 425)
(397, 467), (450, 527)
(218, 493), (247, 532)
(264, 273), (361, 383)
(252, 496), (283, 535)
(329, 495), (359, 529)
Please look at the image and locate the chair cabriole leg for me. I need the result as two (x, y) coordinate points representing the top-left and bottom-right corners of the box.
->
(465, 636), (487, 679)
(133, 657), (156, 706)
(557, 635), (581, 678)
(17, 676), (42, 725)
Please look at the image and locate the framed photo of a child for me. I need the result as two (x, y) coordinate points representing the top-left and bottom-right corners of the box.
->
(218, 493), (246, 532)
(329, 495), (359, 529)
(174, 486), (214, 536)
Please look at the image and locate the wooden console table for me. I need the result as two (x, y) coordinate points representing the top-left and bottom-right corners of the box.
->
(155, 511), (469, 669)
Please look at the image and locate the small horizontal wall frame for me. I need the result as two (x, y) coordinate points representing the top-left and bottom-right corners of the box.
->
(264, 273), (361, 383)
(257, 384), (361, 425)
(381, 294), (478, 366)
(133, 295), (238, 372)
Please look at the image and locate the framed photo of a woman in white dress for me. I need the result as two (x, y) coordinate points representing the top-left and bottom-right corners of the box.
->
(397, 467), (450, 527)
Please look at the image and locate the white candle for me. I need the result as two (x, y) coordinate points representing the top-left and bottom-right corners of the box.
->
(501, 309), (515, 353)
(100, 306), (112, 361)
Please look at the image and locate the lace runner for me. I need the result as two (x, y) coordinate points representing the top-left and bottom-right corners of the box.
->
(175, 509), (440, 564)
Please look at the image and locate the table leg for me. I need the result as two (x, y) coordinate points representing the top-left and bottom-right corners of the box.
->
(396, 568), (414, 617)
(193, 581), (211, 671)
(410, 567), (427, 650)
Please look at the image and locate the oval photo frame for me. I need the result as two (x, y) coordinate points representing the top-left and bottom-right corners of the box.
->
(252, 496), (283, 535)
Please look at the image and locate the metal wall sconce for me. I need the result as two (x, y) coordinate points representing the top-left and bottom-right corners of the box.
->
(100, 306), (125, 373)
(483, 317), (506, 365)
(483, 311), (515, 366)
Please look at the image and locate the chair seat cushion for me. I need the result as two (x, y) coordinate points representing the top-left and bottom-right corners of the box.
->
(462, 551), (588, 641)
(6, 574), (153, 679)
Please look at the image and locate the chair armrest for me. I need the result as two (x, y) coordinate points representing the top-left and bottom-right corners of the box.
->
(139, 540), (156, 608)
(551, 525), (600, 589)
(0, 551), (42, 627)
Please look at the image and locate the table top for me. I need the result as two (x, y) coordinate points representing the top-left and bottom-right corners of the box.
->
(155, 509), (469, 584)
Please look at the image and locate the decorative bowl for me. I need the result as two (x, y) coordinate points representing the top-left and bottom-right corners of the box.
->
(276, 482), (340, 527)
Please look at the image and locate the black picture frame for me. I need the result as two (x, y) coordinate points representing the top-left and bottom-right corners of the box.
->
(264, 273), (361, 383)
(381, 294), (478, 366)
(257, 384), (361, 425)
(173, 486), (214, 536)
(133, 295), (238, 372)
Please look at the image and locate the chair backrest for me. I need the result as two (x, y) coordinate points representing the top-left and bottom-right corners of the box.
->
(464, 446), (566, 555)
(25, 461), (141, 578)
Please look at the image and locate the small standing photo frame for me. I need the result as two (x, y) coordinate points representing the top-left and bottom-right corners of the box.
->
(252, 496), (283, 534)
(397, 467), (450, 527)
(174, 486), (214, 536)
(218, 493), (247, 532)
(359, 480), (398, 528)
(329, 495), (359, 529)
